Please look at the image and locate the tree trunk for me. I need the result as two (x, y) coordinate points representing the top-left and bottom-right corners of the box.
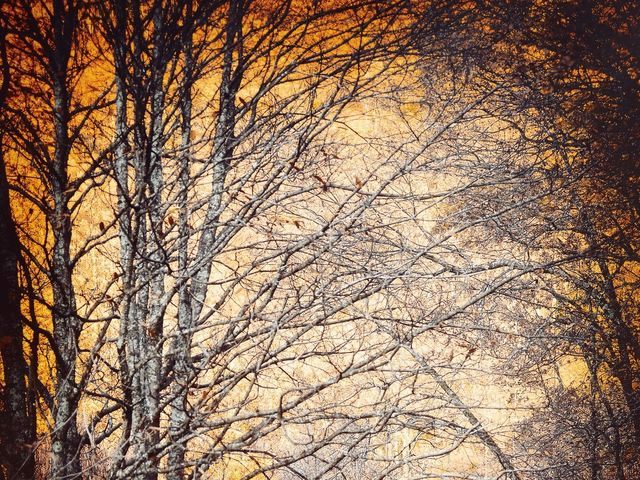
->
(49, 84), (82, 480)
(0, 13), (36, 479)
(189, 0), (243, 324)
(0, 137), (36, 480)
(49, 2), (82, 476)
(168, 2), (194, 477)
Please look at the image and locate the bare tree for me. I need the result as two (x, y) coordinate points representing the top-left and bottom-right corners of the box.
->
(0, 1), (602, 479)
(472, 1), (640, 477)
(1, 0), (114, 477)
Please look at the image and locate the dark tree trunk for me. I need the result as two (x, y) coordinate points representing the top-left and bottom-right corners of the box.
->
(0, 139), (36, 480)
(48, 1), (83, 477)
(0, 11), (36, 479)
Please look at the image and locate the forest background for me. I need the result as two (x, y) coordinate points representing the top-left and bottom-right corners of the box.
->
(0, 0), (639, 479)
